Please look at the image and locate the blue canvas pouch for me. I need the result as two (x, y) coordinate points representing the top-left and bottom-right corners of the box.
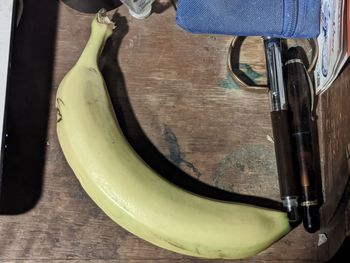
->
(176, 0), (321, 39)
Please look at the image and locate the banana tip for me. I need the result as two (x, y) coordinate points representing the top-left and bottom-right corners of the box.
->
(97, 8), (116, 29)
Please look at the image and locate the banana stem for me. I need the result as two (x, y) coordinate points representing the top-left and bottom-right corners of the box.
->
(77, 9), (115, 68)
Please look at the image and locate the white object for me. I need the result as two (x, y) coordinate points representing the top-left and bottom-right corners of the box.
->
(0, 0), (15, 159)
(318, 233), (328, 246)
(121, 0), (155, 19)
(315, 0), (349, 94)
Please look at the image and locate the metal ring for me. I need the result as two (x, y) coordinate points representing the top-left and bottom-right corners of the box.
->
(227, 37), (319, 93)
(301, 200), (318, 206)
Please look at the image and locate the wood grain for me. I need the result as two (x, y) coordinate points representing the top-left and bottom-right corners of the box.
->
(0, 1), (349, 262)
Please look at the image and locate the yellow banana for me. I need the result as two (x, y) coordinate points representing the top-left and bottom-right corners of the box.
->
(56, 10), (290, 259)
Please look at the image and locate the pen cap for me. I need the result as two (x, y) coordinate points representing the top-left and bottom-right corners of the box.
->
(285, 47), (313, 133)
(286, 46), (306, 63)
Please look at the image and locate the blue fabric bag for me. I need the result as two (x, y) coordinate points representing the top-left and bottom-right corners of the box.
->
(176, 0), (321, 39)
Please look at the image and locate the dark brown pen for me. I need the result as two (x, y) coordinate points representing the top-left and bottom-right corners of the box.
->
(284, 47), (320, 233)
(264, 38), (299, 223)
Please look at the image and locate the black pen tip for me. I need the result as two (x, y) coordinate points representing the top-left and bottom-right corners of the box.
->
(303, 205), (320, 233)
(287, 205), (300, 223)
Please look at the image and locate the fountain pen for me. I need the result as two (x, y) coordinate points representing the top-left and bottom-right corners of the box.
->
(264, 38), (299, 222)
(284, 47), (320, 233)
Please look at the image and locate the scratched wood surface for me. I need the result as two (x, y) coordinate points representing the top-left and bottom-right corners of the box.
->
(0, 1), (349, 262)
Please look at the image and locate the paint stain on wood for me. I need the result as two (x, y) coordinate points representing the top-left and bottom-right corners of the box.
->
(212, 144), (280, 199)
(220, 63), (265, 90)
(163, 125), (202, 178)
(220, 74), (240, 90)
(239, 63), (264, 80)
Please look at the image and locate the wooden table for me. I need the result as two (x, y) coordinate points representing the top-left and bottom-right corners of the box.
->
(0, 1), (349, 262)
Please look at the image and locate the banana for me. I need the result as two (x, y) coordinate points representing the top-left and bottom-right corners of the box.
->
(56, 10), (290, 259)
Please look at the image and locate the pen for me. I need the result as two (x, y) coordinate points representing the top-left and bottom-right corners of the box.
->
(284, 47), (320, 233)
(263, 37), (299, 222)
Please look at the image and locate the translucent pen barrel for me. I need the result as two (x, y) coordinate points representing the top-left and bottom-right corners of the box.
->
(285, 47), (320, 233)
(264, 38), (299, 222)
